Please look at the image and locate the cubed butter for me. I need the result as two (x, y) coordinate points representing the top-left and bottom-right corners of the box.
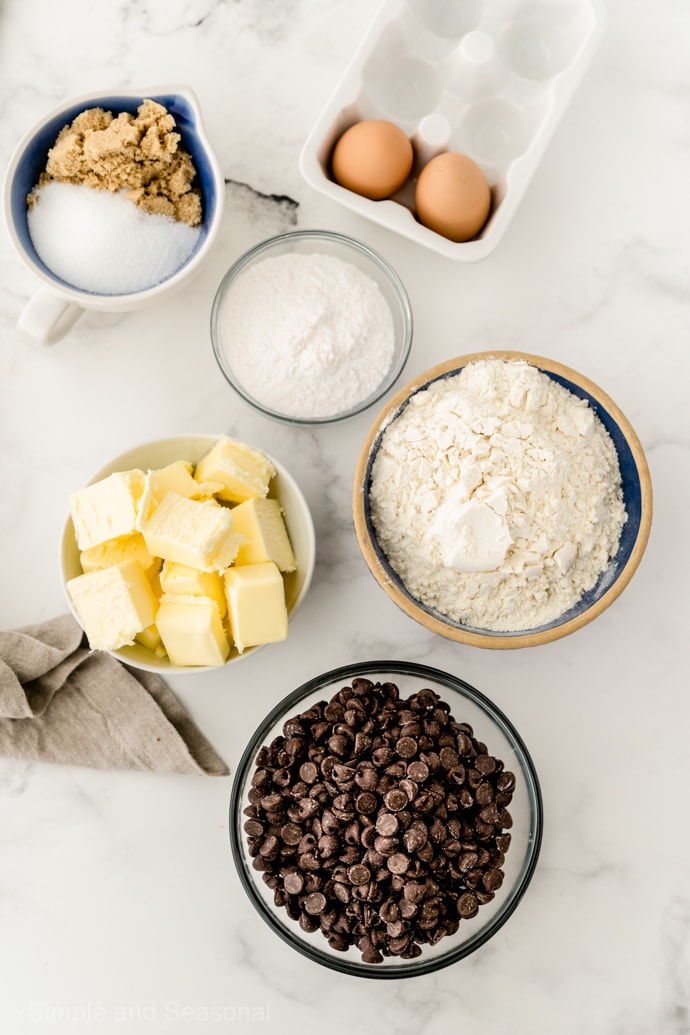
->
(70, 469), (145, 550)
(80, 532), (156, 573)
(193, 436), (274, 504)
(224, 562), (288, 654)
(142, 492), (243, 572)
(135, 624), (163, 652)
(156, 595), (230, 667)
(66, 559), (158, 650)
(146, 563), (163, 599)
(231, 497), (296, 572)
(159, 560), (227, 617)
(136, 460), (200, 526)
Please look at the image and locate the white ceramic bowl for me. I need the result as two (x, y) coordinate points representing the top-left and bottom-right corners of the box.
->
(61, 434), (315, 674)
(3, 85), (225, 344)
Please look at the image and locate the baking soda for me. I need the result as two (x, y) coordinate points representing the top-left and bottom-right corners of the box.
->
(27, 182), (200, 294)
(217, 252), (396, 419)
(369, 358), (627, 632)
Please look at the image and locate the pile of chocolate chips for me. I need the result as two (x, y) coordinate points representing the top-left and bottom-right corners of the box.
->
(243, 677), (515, 964)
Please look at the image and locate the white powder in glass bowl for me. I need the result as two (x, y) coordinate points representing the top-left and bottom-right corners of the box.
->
(216, 252), (396, 420)
(368, 358), (627, 632)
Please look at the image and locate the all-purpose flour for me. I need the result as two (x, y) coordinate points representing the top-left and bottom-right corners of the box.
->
(369, 358), (627, 632)
(217, 252), (395, 419)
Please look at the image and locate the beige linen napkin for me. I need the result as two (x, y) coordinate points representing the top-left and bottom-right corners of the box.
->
(0, 614), (229, 775)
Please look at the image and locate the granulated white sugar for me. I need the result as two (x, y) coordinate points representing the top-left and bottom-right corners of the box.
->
(27, 182), (200, 295)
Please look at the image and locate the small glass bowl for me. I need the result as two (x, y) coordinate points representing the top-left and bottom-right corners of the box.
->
(229, 660), (543, 978)
(210, 230), (413, 426)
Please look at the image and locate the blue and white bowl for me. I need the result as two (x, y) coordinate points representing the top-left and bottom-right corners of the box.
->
(354, 351), (653, 649)
(3, 84), (225, 312)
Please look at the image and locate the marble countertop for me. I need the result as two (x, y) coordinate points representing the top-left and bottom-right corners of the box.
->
(1, 1), (688, 1031)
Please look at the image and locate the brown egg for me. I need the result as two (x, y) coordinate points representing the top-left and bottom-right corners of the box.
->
(331, 119), (413, 201)
(414, 152), (491, 242)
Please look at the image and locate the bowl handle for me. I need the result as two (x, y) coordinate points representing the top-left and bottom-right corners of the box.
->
(17, 286), (84, 345)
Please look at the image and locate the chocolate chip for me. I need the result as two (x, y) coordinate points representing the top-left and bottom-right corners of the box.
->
(457, 892), (479, 918)
(439, 746), (459, 768)
(412, 791), (435, 814)
(360, 824), (377, 849)
(407, 760), (429, 783)
(475, 753), (496, 775)
(372, 746), (393, 767)
(297, 797), (318, 820)
(260, 793), (282, 812)
(299, 911), (320, 932)
(355, 791), (378, 814)
(475, 782), (494, 806)
(384, 789), (408, 812)
(379, 900), (400, 924)
(396, 736), (418, 759)
(374, 835), (399, 857)
(375, 812), (399, 837)
(347, 864), (371, 886)
(482, 868), (504, 892)
(459, 851), (478, 873)
(355, 766), (378, 792)
(456, 733), (474, 756)
(399, 778), (419, 801)
(496, 833), (512, 853)
(387, 852), (410, 875)
(259, 835), (280, 860)
(283, 871), (304, 895)
(403, 821), (428, 852)
(281, 822), (303, 846)
(304, 892), (327, 915)
(344, 821), (361, 845)
(317, 834), (339, 858)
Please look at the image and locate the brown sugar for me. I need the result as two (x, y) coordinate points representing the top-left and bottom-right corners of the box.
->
(28, 100), (202, 226)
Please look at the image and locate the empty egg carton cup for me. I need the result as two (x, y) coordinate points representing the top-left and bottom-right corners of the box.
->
(300, 0), (606, 260)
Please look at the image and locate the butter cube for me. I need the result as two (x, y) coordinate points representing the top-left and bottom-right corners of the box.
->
(146, 563), (163, 599)
(223, 562), (287, 654)
(70, 469), (145, 550)
(136, 624), (163, 652)
(136, 460), (200, 526)
(80, 532), (156, 573)
(156, 595), (230, 667)
(66, 559), (158, 650)
(231, 497), (296, 572)
(142, 492), (243, 572)
(194, 436), (274, 504)
(159, 560), (227, 617)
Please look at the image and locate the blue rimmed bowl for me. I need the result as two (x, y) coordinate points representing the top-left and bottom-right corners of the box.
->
(353, 351), (652, 649)
(3, 84), (225, 310)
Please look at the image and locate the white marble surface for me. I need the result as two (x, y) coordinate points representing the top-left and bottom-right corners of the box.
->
(0, 0), (688, 1031)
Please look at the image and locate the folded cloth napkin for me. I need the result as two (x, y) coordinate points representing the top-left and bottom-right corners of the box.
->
(0, 614), (229, 775)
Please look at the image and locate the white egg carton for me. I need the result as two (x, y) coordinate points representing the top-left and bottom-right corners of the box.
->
(300, 0), (606, 261)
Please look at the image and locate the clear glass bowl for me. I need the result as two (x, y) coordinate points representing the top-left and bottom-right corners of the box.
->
(210, 230), (413, 426)
(229, 660), (543, 978)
